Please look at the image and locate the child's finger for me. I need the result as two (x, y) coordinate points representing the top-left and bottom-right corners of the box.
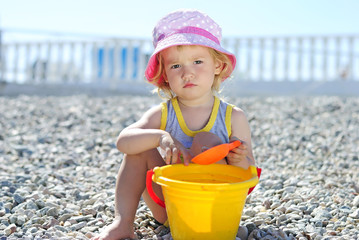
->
(165, 148), (172, 164)
(181, 150), (193, 166)
(172, 147), (179, 164)
(230, 147), (247, 155)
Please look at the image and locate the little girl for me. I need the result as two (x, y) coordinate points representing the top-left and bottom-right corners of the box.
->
(94, 9), (256, 240)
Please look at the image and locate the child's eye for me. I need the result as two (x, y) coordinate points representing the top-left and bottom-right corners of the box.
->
(194, 60), (203, 64)
(171, 64), (180, 69)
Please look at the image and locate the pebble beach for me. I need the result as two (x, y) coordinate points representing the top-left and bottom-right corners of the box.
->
(0, 94), (358, 240)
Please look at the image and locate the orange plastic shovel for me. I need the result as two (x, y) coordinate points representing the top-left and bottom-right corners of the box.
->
(191, 140), (242, 165)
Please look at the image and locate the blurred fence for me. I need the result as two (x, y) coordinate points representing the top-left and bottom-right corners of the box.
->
(0, 29), (358, 95)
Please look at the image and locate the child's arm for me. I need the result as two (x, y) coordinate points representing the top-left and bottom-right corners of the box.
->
(116, 104), (192, 165)
(226, 107), (255, 169)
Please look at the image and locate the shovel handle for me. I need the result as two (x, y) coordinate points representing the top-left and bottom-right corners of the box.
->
(228, 140), (242, 150)
(146, 169), (166, 208)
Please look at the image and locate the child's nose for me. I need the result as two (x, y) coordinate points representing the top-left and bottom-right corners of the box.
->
(181, 66), (194, 80)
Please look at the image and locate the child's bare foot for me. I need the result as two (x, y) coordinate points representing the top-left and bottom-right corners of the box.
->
(91, 218), (137, 240)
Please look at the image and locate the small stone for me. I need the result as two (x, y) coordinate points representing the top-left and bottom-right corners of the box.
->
(283, 186), (296, 193)
(13, 194), (24, 204)
(4, 224), (16, 236)
(85, 232), (96, 239)
(306, 224), (315, 232)
(81, 208), (97, 216)
(15, 215), (26, 226)
(276, 214), (288, 225)
(285, 206), (302, 214)
(9, 215), (17, 224)
(312, 208), (332, 220)
(270, 201), (280, 209)
(248, 229), (262, 240)
(154, 225), (166, 234)
(46, 207), (58, 217)
(35, 199), (46, 209)
(0, 209), (5, 217)
(54, 225), (68, 233)
(27, 227), (38, 234)
(71, 215), (93, 222)
(243, 209), (256, 217)
(70, 221), (87, 231)
(349, 209), (359, 219)
(58, 213), (73, 222)
(353, 196), (359, 207)
(42, 218), (60, 229)
(237, 225), (248, 240)
(245, 222), (256, 235)
(26, 200), (39, 210)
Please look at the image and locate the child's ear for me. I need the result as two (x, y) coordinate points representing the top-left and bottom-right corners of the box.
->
(214, 60), (224, 75)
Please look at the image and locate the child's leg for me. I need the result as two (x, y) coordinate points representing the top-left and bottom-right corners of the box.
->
(93, 148), (166, 240)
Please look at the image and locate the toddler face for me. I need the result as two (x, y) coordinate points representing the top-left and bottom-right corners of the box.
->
(161, 45), (222, 99)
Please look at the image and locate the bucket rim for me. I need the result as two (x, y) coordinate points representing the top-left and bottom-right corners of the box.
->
(152, 164), (259, 191)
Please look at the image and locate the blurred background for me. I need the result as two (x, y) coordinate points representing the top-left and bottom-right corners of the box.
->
(0, 0), (358, 96)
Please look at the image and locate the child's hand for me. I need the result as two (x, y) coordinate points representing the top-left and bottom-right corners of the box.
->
(226, 141), (250, 169)
(159, 133), (192, 166)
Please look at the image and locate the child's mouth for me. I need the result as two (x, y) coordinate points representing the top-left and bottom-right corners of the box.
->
(184, 83), (196, 88)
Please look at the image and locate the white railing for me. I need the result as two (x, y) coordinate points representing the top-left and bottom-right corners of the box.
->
(0, 30), (358, 89)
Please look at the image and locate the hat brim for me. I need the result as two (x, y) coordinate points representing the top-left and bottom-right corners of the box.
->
(145, 33), (236, 86)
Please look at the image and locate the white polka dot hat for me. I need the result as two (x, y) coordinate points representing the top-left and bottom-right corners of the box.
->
(145, 9), (237, 86)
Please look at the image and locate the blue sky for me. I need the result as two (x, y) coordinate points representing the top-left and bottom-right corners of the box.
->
(0, 0), (358, 40)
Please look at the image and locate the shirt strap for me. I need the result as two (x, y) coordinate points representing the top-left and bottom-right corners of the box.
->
(160, 102), (168, 130)
(225, 104), (234, 137)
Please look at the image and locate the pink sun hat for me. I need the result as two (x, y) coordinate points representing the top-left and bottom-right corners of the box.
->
(145, 9), (237, 86)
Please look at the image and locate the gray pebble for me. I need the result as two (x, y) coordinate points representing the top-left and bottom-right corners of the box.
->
(13, 194), (24, 204)
(237, 225), (248, 240)
(349, 209), (359, 219)
(353, 196), (359, 207)
(46, 207), (58, 217)
(70, 221), (87, 231)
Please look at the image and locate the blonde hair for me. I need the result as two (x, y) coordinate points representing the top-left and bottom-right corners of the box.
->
(150, 46), (233, 99)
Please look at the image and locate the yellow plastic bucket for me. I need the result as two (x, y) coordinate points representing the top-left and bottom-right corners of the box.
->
(147, 164), (259, 240)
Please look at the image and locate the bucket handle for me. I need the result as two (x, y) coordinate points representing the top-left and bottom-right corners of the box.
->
(146, 169), (166, 208)
(248, 167), (262, 194)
